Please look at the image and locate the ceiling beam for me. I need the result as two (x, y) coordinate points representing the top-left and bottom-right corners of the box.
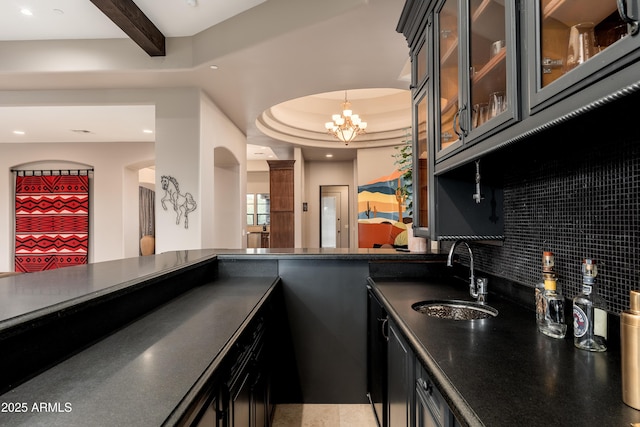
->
(90, 0), (165, 56)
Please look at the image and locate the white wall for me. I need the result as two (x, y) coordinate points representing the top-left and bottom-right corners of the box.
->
(123, 165), (141, 258)
(154, 89), (202, 253)
(201, 93), (247, 249)
(0, 87), (248, 270)
(303, 160), (357, 248)
(357, 145), (398, 184)
(247, 171), (269, 194)
(1, 142), (154, 271)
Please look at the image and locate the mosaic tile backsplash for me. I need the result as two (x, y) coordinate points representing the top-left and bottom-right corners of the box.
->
(459, 122), (640, 315)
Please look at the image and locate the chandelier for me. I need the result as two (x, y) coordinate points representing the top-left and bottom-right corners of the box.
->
(324, 91), (368, 145)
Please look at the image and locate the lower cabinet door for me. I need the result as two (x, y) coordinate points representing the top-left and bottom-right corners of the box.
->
(251, 371), (267, 427)
(230, 372), (251, 427)
(194, 394), (219, 427)
(387, 321), (411, 427)
(367, 288), (388, 427)
(415, 362), (460, 427)
(415, 378), (442, 427)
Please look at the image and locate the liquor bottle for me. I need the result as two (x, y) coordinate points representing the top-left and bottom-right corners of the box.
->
(536, 252), (567, 338)
(573, 259), (607, 352)
(535, 252), (554, 324)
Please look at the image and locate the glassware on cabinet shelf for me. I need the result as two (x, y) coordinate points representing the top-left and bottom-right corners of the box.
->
(538, 0), (627, 88)
(469, 0), (507, 129)
(564, 22), (597, 71)
(490, 40), (505, 58)
(436, 0), (515, 151)
(471, 102), (489, 129)
(489, 91), (506, 118)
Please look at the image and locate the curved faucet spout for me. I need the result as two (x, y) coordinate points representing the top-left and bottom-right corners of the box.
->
(447, 240), (485, 301)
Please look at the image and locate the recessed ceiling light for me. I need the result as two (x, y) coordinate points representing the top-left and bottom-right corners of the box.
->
(13, 130), (25, 135)
(143, 129), (153, 134)
(326, 154), (333, 158)
(209, 65), (219, 70)
(20, 8), (33, 16)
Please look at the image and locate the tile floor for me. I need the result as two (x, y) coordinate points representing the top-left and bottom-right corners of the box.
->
(272, 404), (378, 427)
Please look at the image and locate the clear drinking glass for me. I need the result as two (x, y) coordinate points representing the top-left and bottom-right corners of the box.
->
(565, 22), (597, 72)
(472, 102), (489, 128)
(488, 91), (506, 118)
(471, 104), (480, 128)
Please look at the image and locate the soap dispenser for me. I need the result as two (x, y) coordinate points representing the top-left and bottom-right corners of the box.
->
(622, 290), (640, 409)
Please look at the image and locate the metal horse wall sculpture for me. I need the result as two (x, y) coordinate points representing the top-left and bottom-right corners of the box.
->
(160, 175), (197, 229)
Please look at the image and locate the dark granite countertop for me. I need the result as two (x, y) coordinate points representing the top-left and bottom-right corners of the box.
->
(0, 249), (217, 332)
(0, 248), (430, 335)
(213, 247), (440, 260)
(0, 276), (278, 426)
(370, 278), (640, 427)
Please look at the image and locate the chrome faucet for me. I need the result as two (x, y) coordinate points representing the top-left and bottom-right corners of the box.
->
(446, 240), (488, 303)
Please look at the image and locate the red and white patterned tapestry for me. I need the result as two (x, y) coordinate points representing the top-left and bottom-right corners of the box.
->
(15, 171), (90, 272)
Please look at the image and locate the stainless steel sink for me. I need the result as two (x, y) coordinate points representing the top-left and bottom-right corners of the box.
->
(412, 300), (498, 320)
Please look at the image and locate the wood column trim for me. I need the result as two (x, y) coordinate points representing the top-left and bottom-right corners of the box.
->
(267, 160), (296, 170)
(268, 160), (295, 248)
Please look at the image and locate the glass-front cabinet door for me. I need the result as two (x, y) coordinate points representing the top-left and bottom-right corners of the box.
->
(436, 0), (460, 155)
(411, 19), (431, 233)
(415, 91), (429, 230)
(530, 0), (640, 110)
(435, 0), (518, 161)
(468, 0), (513, 135)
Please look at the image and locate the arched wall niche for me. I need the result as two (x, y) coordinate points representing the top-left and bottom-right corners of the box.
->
(213, 146), (241, 249)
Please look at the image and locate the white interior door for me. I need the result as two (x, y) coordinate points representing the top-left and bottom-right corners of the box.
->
(320, 186), (349, 248)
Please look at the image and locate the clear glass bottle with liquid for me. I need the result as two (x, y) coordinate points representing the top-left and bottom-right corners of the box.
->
(536, 252), (566, 338)
(535, 252), (554, 323)
(537, 274), (567, 338)
(573, 259), (607, 352)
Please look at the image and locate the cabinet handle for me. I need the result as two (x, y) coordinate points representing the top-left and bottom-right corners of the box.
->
(379, 317), (389, 341)
(453, 108), (462, 138)
(458, 103), (468, 137)
(617, 0), (639, 36)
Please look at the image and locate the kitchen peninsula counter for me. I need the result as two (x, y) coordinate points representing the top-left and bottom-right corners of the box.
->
(0, 249), (278, 426)
(370, 278), (640, 426)
(0, 248), (438, 426)
(1, 276), (278, 426)
(0, 248), (428, 333)
(213, 247), (434, 260)
(0, 249), (218, 331)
